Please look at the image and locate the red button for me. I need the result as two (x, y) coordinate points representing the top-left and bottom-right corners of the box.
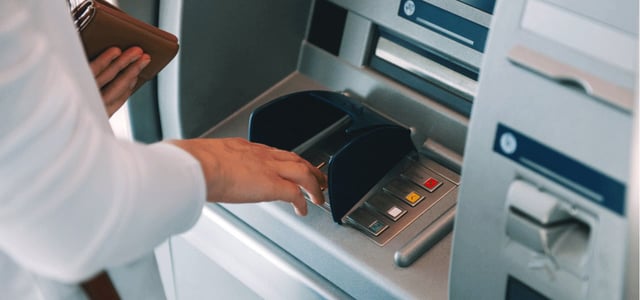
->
(423, 177), (440, 190)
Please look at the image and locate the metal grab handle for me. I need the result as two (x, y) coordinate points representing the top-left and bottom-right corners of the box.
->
(394, 207), (456, 268)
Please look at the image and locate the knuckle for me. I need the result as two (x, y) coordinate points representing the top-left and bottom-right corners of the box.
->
(290, 162), (309, 175)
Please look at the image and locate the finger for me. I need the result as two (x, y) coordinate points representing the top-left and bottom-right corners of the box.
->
(274, 161), (326, 206)
(102, 53), (150, 99)
(310, 164), (327, 190)
(89, 47), (121, 78)
(265, 149), (327, 188)
(275, 181), (309, 216)
(256, 177), (308, 216)
(288, 157), (327, 192)
(95, 47), (143, 88)
(101, 55), (151, 116)
(103, 92), (130, 117)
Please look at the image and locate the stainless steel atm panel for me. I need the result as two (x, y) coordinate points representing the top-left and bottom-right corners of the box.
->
(153, 0), (635, 298)
(449, 0), (638, 299)
(157, 0), (496, 298)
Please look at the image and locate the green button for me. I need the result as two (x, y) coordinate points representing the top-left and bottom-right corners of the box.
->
(368, 220), (387, 234)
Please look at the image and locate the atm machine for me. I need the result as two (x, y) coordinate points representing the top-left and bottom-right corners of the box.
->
(148, 0), (637, 299)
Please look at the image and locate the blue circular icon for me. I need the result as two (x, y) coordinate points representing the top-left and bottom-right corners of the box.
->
(404, 1), (416, 16)
(500, 132), (517, 155)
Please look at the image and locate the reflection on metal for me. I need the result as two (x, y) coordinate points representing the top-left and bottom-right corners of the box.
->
(416, 17), (475, 46)
(375, 37), (477, 101)
(182, 206), (352, 299)
(508, 45), (634, 113)
(394, 206), (455, 267)
(521, 0), (636, 74)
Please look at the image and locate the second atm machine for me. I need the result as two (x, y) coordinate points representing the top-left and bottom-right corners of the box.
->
(156, 0), (638, 299)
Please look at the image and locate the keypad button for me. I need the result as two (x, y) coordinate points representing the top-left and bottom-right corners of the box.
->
(366, 193), (407, 221)
(403, 166), (444, 193)
(368, 220), (387, 234)
(346, 206), (389, 236)
(422, 177), (442, 192)
(404, 191), (424, 204)
(386, 206), (404, 219)
(384, 178), (426, 207)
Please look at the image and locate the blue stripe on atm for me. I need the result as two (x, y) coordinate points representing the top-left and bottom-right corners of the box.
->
(398, 0), (489, 52)
(493, 123), (626, 216)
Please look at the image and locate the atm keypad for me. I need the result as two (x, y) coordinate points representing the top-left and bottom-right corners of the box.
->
(301, 144), (457, 245)
(252, 92), (459, 247)
(344, 159), (457, 246)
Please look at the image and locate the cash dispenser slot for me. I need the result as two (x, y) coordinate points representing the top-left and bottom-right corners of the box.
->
(248, 91), (456, 246)
(369, 31), (479, 116)
(506, 180), (592, 279)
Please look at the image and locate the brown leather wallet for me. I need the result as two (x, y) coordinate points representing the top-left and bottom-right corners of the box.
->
(71, 0), (179, 91)
(81, 271), (120, 300)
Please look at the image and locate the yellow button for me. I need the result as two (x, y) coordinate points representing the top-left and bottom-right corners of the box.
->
(405, 191), (423, 203)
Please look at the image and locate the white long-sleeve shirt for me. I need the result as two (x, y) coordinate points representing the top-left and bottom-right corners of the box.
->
(0, 0), (206, 298)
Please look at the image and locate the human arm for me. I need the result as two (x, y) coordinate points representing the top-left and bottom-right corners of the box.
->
(0, 0), (325, 283)
(0, 0), (203, 283)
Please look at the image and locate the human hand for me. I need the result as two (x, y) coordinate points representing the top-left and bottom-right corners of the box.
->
(89, 47), (151, 117)
(171, 138), (327, 216)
